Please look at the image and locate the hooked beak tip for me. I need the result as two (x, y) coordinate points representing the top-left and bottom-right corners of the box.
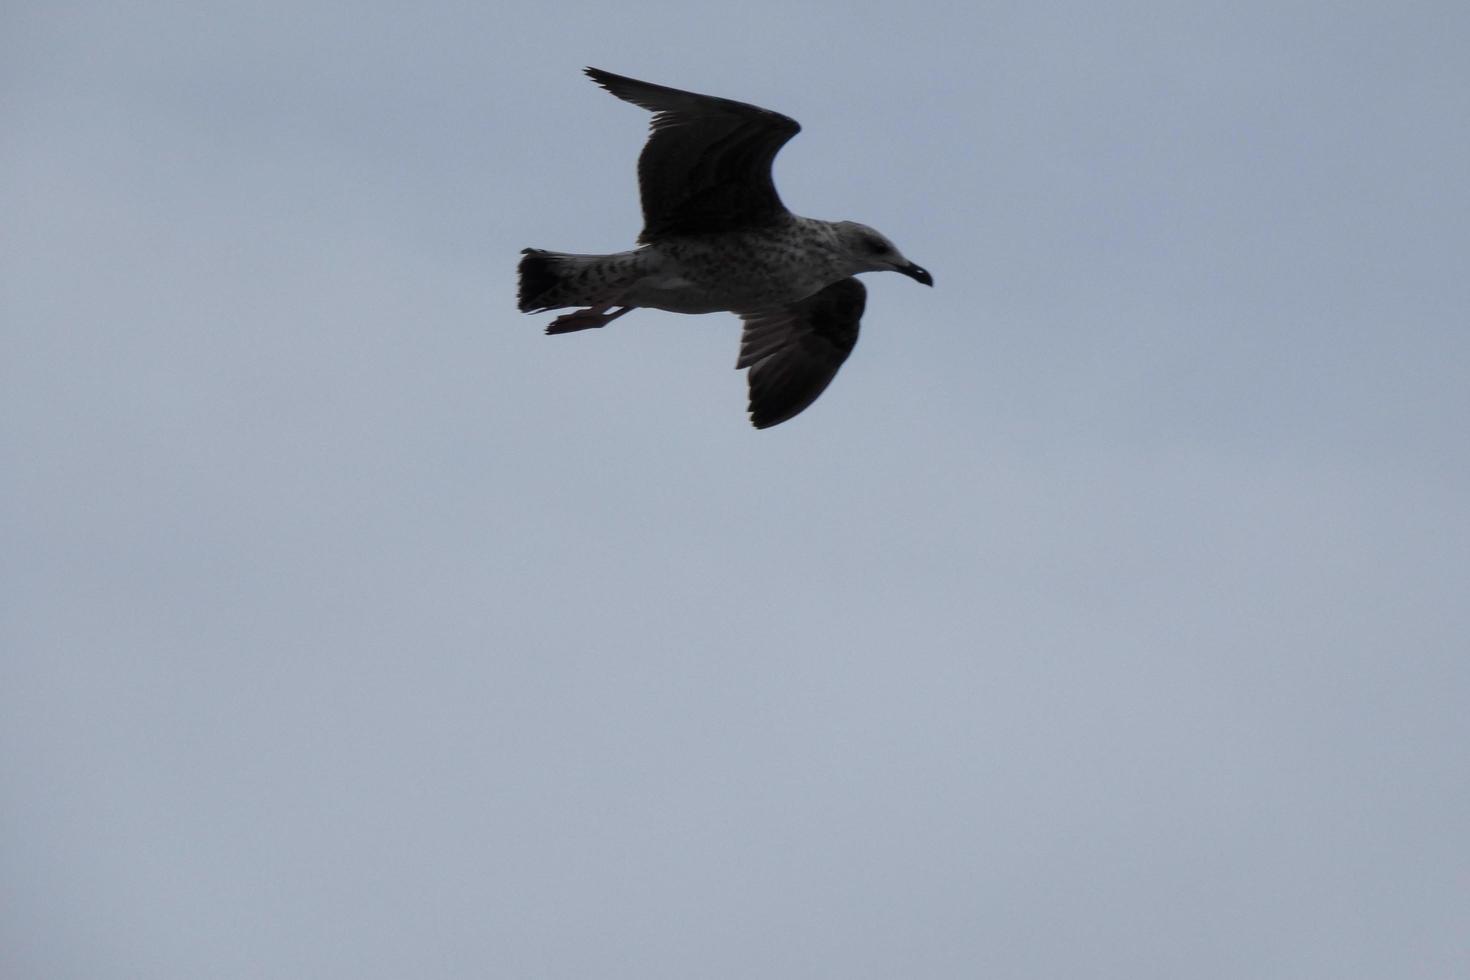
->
(901, 263), (933, 287)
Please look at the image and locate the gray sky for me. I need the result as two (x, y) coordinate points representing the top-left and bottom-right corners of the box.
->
(5, 1), (1469, 977)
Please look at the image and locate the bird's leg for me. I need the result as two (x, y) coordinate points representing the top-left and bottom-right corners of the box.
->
(544, 305), (633, 335)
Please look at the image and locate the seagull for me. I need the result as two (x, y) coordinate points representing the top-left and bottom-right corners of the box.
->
(519, 67), (932, 429)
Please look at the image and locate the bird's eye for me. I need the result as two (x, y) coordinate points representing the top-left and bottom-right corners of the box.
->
(863, 236), (888, 255)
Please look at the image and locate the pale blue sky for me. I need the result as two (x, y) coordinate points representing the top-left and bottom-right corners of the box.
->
(5, 2), (1469, 977)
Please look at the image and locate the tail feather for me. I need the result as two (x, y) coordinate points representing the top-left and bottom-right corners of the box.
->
(517, 248), (562, 312)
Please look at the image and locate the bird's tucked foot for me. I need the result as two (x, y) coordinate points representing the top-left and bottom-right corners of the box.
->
(545, 306), (632, 335)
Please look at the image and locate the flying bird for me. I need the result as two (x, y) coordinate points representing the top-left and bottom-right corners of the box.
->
(518, 67), (932, 429)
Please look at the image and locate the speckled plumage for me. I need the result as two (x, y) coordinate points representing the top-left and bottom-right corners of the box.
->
(518, 68), (933, 428)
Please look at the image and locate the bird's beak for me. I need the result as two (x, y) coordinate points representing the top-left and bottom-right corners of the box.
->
(898, 262), (933, 286)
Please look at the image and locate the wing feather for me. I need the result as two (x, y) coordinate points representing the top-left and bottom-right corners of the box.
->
(737, 278), (866, 429)
(585, 68), (801, 242)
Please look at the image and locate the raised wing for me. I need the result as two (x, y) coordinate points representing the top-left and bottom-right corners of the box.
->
(737, 278), (866, 429)
(585, 67), (801, 243)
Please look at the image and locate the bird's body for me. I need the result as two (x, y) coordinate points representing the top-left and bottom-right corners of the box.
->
(519, 68), (932, 428)
(524, 216), (877, 316)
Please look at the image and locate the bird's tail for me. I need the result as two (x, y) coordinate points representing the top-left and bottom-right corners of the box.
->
(517, 248), (613, 313)
(517, 249), (561, 311)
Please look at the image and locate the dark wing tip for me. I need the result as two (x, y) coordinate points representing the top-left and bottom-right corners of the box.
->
(583, 67), (664, 110)
(581, 66), (671, 105)
(581, 66), (800, 132)
(746, 362), (843, 429)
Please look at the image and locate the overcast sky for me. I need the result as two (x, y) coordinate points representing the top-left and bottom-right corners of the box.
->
(5, 2), (1469, 977)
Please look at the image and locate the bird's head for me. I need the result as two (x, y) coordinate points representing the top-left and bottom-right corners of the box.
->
(835, 221), (933, 286)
